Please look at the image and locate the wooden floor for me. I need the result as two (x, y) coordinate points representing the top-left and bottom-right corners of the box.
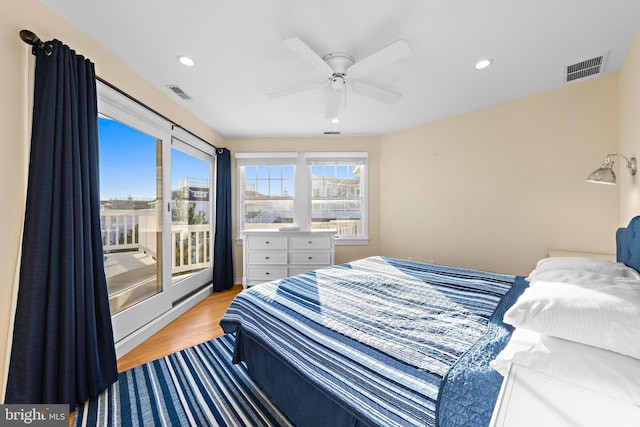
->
(117, 284), (243, 371)
(70, 285), (242, 425)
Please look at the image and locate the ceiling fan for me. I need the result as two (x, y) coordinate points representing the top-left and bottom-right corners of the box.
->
(267, 37), (411, 121)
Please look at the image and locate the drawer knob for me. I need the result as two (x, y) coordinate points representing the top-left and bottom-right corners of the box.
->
(265, 272), (270, 275)
(265, 256), (270, 259)
(308, 241), (313, 244)
(308, 256), (313, 260)
(265, 241), (270, 244)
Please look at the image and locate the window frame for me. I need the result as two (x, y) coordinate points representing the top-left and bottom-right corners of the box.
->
(305, 152), (368, 245)
(235, 152), (368, 245)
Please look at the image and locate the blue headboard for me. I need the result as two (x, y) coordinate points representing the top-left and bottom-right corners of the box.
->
(616, 216), (640, 271)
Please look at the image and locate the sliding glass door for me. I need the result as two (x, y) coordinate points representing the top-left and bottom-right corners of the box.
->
(97, 110), (172, 342)
(97, 83), (215, 344)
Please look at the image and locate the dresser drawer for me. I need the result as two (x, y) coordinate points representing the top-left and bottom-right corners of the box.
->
(247, 235), (288, 250)
(247, 267), (288, 281)
(248, 250), (287, 265)
(290, 251), (331, 265)
(290, 235), (331, 250)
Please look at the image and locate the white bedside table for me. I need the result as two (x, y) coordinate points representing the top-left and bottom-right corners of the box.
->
(489, 363), (640, 427)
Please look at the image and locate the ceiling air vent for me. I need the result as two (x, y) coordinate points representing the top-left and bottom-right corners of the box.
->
(323, 131), (341, 135)
(565, 53), (608, 82)
(167, 85), (191, 100)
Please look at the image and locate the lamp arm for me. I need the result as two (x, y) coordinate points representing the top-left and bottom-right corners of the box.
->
(606, 154), (637, 175)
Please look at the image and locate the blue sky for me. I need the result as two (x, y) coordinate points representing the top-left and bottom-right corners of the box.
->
(98, 117), (209, 200)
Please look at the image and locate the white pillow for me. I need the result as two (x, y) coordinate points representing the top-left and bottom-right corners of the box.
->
(503, 280), (640, 359)
(529, 270), (640, 289)
(490, 328), (640, 406)
(527, 257), (640, 281)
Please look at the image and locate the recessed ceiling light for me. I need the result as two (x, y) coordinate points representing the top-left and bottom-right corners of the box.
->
(177, 55), (195, 67)
(331, 118), (340, 124)
(474, 58), (493, 70)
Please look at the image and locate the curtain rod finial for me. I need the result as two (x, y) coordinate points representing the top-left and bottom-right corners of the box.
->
(19, 29), (52, 55)
(19, 29), (40, 45)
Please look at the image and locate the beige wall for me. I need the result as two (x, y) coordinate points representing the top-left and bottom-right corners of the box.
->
(619, 27), (640, 224)
(0, 0), (221, 399)
(225, 137), (381, 278)
(379, 74), (620, 276)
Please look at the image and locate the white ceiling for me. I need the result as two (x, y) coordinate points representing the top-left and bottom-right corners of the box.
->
(41, 0), (640, 138)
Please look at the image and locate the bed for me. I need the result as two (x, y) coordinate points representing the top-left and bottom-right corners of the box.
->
(220, 217), (640, 427)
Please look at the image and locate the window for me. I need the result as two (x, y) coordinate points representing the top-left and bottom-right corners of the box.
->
(236, 153), (297, 230)
(307, 153), (366, 240)
(236, 152), (368, 244)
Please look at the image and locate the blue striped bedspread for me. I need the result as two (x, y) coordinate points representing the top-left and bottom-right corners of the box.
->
(220, 256), (521, 427)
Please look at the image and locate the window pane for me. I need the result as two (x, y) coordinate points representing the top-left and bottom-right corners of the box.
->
(270, 165), (282, 178)
(99, 116), (163, 315)
(282, 165), (294, 179)
(170, 148), (211, 284)
(283, 180), (294, 197)
(270, 180), (282, 196)
(245, 164), (295, 199)
(244, 199), (294, 229)
(257, 166), (269, 179)
(245, 179), (257, 196)
(245, 166), (256, 179)
(256, 180), (270, 195)
(239, 161), (295, 230)
(310, 162), (363, 237)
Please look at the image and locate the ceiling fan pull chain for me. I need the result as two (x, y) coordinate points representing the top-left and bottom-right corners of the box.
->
(343, 77), (347, 114)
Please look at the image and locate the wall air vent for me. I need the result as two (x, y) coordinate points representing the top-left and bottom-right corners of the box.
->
(167, 85), (191, 100)
(565, 53), (608, 82)
(323, 131), (340, 135)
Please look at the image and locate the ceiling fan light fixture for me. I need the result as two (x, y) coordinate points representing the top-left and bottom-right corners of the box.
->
(177, 55), (195, 67)
(273, 37), (411, 121)
(331, 75), (346, 91)
(474, 58), (493, 70)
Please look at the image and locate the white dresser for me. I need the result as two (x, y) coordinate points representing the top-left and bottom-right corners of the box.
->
(241, 229), (337, 289)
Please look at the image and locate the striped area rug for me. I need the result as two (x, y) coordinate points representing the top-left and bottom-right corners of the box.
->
(74, 334), (293, 427)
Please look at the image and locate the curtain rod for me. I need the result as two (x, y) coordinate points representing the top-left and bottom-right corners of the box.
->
(19, 29), (222, 154)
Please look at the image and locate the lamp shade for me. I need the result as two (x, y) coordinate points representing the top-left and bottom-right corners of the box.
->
(586, 159), (616, 185)
(586, 154), (636, 185)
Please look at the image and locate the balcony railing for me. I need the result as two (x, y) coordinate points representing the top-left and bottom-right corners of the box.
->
(101, 210), (210, 274)
(172, 224), (210, 274)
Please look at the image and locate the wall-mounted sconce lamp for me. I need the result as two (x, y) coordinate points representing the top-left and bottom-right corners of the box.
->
(586, 154), (637, 185)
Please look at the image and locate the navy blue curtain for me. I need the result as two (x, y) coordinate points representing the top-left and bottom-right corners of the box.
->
(213, 148), (234, 291)
(6, 40), (118, 406)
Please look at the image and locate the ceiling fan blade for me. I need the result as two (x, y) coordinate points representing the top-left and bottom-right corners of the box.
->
(346, 39), (411, 79)
(267, 80), (327, 99)
(325, 89), (342, 120)
(283, 37), (333, 76)
(350, 81), (402, 105)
